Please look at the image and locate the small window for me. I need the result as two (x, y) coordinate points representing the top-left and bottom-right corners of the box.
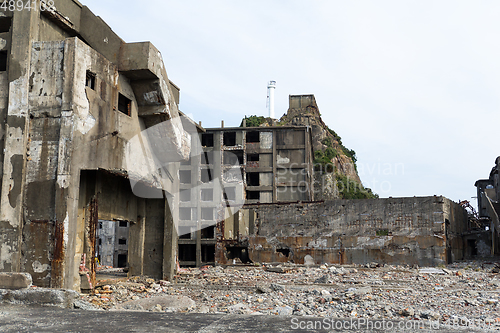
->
(201, 189), (213, 201)
(202, 151), (213, 165)
(85, 71), (96, 90)
(247, 154), (259, 162)
(201, 208), (214, 221)
(247, 173), (259, 186)
(223, 132), (236, 146)
(180, 189), (191, 202)
(180, 208), (191, 221)
(201, 133), (214, 147)
(246, 131), (260, 143)
(179, 226), (191, 239)
(118, 93), (131, 116)
(224, 151), (243, 165)
(201, 225), (215, 239)
(201, 168), (213, 183)
(0, 51), (7, 72)
(179, 244), (196, 262)
(118, 238), (127, 245)
(224, 187), (236, 201)
(98, 239), (102, 245)
(0, 17), (12, 33)
(99, 222), (103, 229)
(119, 221), (128, 227)
(246, 190), (260, 200)
(179, 170), (191, 184)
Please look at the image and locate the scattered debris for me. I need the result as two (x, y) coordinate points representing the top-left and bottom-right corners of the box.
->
(76, 260), (499, 328)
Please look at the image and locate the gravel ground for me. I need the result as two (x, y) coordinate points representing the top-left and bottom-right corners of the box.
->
(80, 260), (500, 330)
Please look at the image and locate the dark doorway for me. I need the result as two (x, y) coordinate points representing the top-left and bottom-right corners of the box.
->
(117, 254), (127, 268)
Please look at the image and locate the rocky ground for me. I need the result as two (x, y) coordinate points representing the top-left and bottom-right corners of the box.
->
(79, 260), (500, 330)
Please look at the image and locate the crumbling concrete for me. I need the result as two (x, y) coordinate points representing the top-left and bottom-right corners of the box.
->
(243, 196), (468, 266)
(0, 272), (31, 289)
(0, 288), (78, 308)
(0, 1), (192, 291)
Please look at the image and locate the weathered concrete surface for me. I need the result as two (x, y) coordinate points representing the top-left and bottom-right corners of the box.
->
(0, 2), (190, 292)
(245, 196), (468, 267)
(111, 295), (195, 312)
(0, 288), (78, 308)
(0, 304), (485, 333)
(0, 272), (31, 289)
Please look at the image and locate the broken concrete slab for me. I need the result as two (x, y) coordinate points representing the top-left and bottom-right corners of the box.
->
(0, 273), (32, 289)
(419, 267), (446, 274)
(0, 288), (79, 308)
(303, 255), (315, 266)
(111, 295), (195, 312)
(265, 267), (289, 273)
(227, 303), (252, 314)
(256, 284), (272, 294)
(275, 305), (293, 316)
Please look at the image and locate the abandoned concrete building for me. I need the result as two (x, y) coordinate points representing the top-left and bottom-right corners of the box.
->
(0, 1), (489, 293)
(96, 219), (129, 268)
(178, 123), (315, 267)
(0, 1), (195, 291)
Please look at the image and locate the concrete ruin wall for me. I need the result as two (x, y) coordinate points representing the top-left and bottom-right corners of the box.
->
(0, 2), (190, 291)
(246, 196), (468, 267)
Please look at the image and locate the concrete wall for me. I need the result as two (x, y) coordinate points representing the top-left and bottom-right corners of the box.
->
(243, 196), (468, 267)
(0, 1), (189, 290)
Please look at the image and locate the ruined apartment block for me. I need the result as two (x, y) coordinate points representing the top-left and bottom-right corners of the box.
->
(0, 1), (194, 291)
(178, 125), (315, 266)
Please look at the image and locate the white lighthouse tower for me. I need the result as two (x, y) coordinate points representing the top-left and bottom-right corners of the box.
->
(267, 80), (276, 119)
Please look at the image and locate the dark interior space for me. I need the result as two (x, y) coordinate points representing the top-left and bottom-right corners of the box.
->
(201, 133), (214, 147)
(201, 225), (215, 239)
(225, 246), (251, 263)
(201, 244), (215, 263)
(179, 244), (197, 262)
(246, 131), (259, 143)
(223, 132), (236, 146)
(247, 173), (259, 186)
(246, 190), (260, 200)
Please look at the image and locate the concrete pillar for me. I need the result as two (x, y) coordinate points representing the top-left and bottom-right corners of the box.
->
(0, 9), (39, 272)
(128, 198), (145, 277)
(163, 192), (178, 281)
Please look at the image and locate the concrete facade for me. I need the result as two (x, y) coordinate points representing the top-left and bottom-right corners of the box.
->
(0, 1), (192, 290)
(96, 220), (129, 268)
(244, 196), (468, 266)
(178, 125), (315, 267)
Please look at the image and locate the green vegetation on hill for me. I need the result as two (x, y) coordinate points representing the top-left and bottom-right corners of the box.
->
(336, 175), (379, 199)
(240, 115), (266, 127)
(327, 128), (357, 164)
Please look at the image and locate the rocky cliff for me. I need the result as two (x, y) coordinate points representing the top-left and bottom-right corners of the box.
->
(244, 95), (376, 199)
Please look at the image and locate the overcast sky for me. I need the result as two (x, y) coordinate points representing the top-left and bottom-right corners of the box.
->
(82, 0), (500, 203)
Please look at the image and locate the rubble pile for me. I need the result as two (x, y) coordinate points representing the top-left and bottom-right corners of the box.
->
(80, 261), (500, 328)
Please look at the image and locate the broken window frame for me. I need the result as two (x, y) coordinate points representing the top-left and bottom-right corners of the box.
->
(0, 17), (12, 33)
(223, 132), (237, 146)
(0, 51), (7, 72)
(201, 168), (213, 183)
(85, 70), (96, 90)
(246, 190), (260, 200)
(118, 93), (132, 116)
(246, 131), (260, 143)
(201, 133), (214, 147)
